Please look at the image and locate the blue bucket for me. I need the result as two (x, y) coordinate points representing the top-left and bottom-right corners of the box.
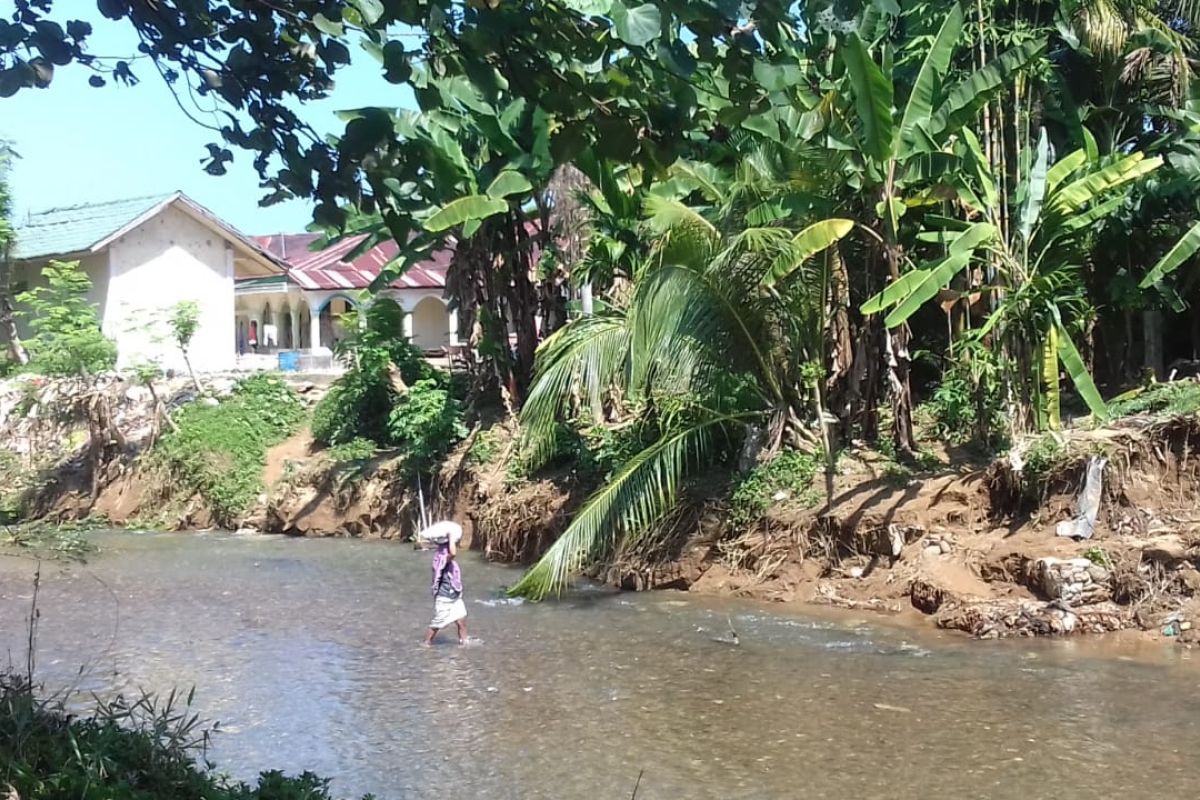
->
(277, 351), (300, 372)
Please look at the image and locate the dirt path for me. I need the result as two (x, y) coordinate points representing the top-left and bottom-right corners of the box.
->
(264, 428), (314, 488)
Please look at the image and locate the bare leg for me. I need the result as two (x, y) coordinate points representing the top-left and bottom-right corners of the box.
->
(455, 618), (467, 644)
(423, 627), (439, 646)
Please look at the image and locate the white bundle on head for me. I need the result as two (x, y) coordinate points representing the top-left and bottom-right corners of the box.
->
(417, 520), (463, 545)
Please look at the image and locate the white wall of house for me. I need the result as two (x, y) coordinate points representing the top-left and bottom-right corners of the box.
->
(104, 205), (235, 373)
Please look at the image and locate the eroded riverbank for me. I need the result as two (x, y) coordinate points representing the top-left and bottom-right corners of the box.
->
(2, 531), (1200, 799)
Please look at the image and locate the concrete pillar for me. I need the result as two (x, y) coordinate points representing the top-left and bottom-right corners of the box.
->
(310, 303), (325, 353)
(448, 307), (459, 346)
(289, 309), (300, 351)
(402, 309), (414, 342)
(580, 282), (594, 316)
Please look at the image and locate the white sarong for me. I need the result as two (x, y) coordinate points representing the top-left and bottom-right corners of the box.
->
(430, 597), (467, 629)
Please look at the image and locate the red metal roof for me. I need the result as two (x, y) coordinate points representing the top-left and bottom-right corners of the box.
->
(252, 233), (449, 291)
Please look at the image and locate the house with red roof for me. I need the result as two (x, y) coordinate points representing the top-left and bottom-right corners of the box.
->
(236, 232), (456, 360)
(7, 191), (455, 374)
(7, 192), (287, 373)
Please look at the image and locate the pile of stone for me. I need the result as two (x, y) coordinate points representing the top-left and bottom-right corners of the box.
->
(1028, 556), (1111, 605)
(935, 598), (1127, 639)
(922, 532), (955, 557)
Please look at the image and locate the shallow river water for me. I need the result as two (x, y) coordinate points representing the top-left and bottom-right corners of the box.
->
(2, 531), (1199, 799)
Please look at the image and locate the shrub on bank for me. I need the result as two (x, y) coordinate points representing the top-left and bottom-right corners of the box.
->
(0, 671), (370, 800)
(151, 374), (305, 525)
(308, 298), (467, 474)
(310, 299), (441, 448)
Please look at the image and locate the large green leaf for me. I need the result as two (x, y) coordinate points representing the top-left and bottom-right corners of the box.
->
(929, 40), (1045, 138)
(1044, 149), (1087, 194)
(1053, 315), (1107, 421)
(860, 268), (928, 314)
(560, 0), (613, 13)
(897, 2), (963, 157)
(841, 34), (895, 163)
(1045, 153), (1162, 217)
(880, 223), (994, 327)
(350, 0), (385, 25)
(761, 219), (854, 288)
(486, 170), (533, 199)
(1019, 128), (1050, 243)
(423, 195), (509, 232)
(1140, 219), (1200, 287)
(611, 2), (661, 47)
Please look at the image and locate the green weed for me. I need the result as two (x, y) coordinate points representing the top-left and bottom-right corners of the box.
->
(151, 373), (305, 525)
(728, 449), (821, 530)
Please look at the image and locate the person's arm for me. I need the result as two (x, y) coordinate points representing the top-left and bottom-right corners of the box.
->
(447, 538), (457, 559)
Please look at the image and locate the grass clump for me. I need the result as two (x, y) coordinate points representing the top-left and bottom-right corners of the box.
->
(324, 437), (377, 464)
(1107, 380), (1200, 419)
(0, 521), (94, 560)
(151, 374), (305, 525)
(728, 449), (821, 530)
(0, 670), (371, 800)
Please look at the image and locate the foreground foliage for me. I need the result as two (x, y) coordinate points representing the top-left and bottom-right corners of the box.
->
(152, 374), (305, 525)
(14, 260), (116, 377)
(0, 671), (369, 800)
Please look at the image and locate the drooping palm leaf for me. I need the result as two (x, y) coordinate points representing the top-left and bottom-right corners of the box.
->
(508, 410), (758, 599)
(519, 314), (633, 470)
(1051, 308), (1108, 421)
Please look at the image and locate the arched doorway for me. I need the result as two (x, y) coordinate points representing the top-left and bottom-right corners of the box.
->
(411, 296), (450, 352)
(280, 302), (294, 349)
(299, 305), (312, 349)
(318, 296), (356, 350)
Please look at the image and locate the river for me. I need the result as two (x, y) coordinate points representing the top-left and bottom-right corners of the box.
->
(1, 531), (1198, 799)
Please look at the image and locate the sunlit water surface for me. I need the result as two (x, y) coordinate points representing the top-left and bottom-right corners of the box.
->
(1, 531), (1197, 799)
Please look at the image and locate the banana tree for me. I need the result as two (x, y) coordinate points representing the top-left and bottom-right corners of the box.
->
(816, 1), (1045, 455)
(871, 126), (1165, 431)
(509, 162), (855, 598)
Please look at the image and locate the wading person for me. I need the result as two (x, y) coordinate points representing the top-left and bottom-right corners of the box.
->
(423, 534), (467, 646)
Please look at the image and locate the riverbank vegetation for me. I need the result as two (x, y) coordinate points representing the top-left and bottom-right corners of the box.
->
(147, 374), (307, 527)
(0, 670), (364, 800)
(4, 2), (1200, 636)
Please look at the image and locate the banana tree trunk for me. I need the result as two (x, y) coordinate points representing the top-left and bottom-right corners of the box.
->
(1142, 308), (1164, 381)
(880, 215), (917, 458)
(1041, 328), (1061, 431)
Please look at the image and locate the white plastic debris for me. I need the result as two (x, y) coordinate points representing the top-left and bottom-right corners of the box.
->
(1055, 456), (1107, 540)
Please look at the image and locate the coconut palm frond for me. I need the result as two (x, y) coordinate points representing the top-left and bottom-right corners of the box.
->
(643, 195), (721, 270)
(508, 409), (759, 599)
(519, 313), (632, 470)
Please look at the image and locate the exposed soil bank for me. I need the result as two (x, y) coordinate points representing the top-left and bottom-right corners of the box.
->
(6, 374), (1200, 646)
